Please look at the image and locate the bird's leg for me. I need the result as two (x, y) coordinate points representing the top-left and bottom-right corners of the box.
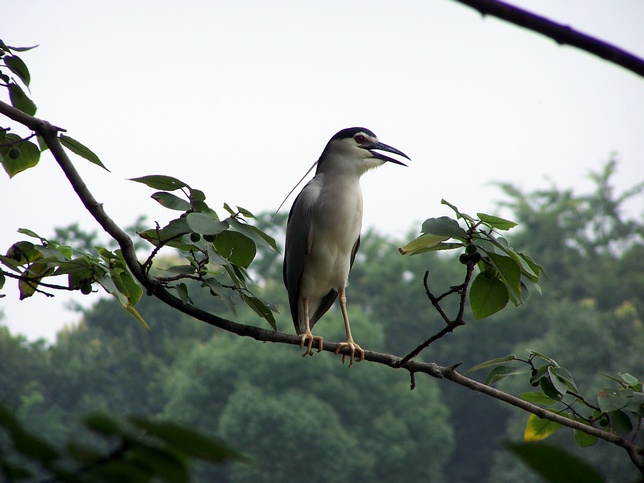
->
(300, 297), (323, 357)
(334, 287), (364, 367)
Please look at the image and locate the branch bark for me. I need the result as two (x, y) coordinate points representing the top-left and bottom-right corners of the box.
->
(451, 0), (644, 79)
(1, 100), (642, 472)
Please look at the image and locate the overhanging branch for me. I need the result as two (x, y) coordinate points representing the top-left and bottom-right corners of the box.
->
(451, 0), (644, 79)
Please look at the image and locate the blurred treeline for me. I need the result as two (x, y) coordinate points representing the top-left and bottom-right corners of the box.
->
(1, 161), (643, 482)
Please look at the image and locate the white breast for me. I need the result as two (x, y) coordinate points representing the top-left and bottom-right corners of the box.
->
(299, 175), (363, 301)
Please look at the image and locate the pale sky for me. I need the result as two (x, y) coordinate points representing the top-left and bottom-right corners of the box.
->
(2, 0), (643, 341)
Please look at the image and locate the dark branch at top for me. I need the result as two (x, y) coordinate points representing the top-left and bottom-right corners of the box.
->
(453, 0), (644, 79)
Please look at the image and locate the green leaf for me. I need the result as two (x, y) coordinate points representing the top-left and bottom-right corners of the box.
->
(19, 262), (54, 299)
(550, 366), (578, 393)
(619, 372), (639, 386)
(519, 391), (558, 406)
(421, 216), (467, 238)
(487, 252), (522, 301)
(507, 442), (604, 483)
(4, 55), (30, 86)
(0, 135), (40, 177)
(469, 271), (509, 319)
(540, 377), (563, 401)
(59, 135), (109, 171)
(186, 213), (229, 236)
(139, 218), (191, 248)
(175, 283), (192, 305)
(213, 231), (256, 268)
(227, 217), (278, 252)
(128, 416), (250, 464)
(130, 175), (188, 191)
(546, 369), (568, 398)
(440, 199), (476, 222)
(84, 413), (124, 437)
(119, 270), (143, 305)
(606, 410), (633, 436)
(241, 293), (277, 330)
(597, 388), (632, 413)
(398, 233), (450, 255)
(485, 365), (528, 385)
(205, 278), (237, 314)
(126, 444), (190, 483)
(151, 191), (191, 211)
(523, 412), (562, 441)
(466, 355), (517, 373)
(477, 213), (518, 231)
(574, 429), (598, 448)
(517, 251), (545, 281)
(123, 297), (151, 330)
(17, 228), (45, 241)
(236, 205), (255, 218)
(528, 350), (559, 366)
(8, 83), (37, 115)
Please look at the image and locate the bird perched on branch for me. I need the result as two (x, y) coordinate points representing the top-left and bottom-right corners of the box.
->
(283, 127), (409, 366)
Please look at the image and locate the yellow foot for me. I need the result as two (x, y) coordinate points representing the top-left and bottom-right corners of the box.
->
(299, 331), (323, 357)
(334, 340), (365, 367)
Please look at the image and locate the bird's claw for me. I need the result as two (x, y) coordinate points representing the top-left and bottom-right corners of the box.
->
(334, 341), (364, 367)
(299, 332), (323, 357)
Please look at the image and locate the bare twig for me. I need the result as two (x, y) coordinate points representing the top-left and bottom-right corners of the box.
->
(395, 261), (475, 366)
(451, 0), (644, 79)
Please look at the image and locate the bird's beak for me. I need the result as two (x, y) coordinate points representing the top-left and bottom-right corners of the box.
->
(367, 141), (410, 166)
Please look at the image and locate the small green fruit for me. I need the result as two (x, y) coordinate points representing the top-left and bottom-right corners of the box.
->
(459, 253), (470, 265)
(470, 252), (482, 264)
(8, 147), (21, 159)
(190, 232), (201, 242)
(80, 283), (92, 295)
(465, 243), (478, 255)
(203, 234), (217, 242)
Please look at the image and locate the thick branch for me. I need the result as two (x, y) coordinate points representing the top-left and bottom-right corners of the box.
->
(1, 100), (642, 471)
(452, 0), (644, 79)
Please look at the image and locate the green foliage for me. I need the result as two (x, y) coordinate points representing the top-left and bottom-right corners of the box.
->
(0, 404), (247, 482)
(131, 174), (278, 328)
(400, 199), (544, 319)
(469, 350), (643, 449)
(507, 442), (604, 483)
(0, 229), (149, 329)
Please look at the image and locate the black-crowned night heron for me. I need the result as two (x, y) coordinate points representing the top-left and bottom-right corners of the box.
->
(283, 127), (409, 367)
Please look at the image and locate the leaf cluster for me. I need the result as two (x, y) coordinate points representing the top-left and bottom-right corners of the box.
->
(0, 404), (248, 482)
(0, 229), (149, 330)
(131, 174), (279, 328)
(400, 199), (544, 319)
(469, 352), (644, 449)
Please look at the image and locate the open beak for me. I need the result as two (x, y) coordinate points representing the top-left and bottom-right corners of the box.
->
(367, 141), (410, 166)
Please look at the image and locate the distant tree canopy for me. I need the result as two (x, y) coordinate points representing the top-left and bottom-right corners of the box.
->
(1, 162), (642, 481)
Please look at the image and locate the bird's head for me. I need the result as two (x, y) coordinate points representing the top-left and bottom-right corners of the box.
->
(316, 127), (410, 176)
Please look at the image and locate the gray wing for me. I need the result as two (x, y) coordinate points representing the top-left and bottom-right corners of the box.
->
(283, 180), (318, 333)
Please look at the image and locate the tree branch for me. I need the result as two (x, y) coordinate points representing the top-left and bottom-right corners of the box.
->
(1, 99), (641, 471)
(451, 0), (644, 79)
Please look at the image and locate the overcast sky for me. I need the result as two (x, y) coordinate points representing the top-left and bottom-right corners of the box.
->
(2, 0), (643, 341)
